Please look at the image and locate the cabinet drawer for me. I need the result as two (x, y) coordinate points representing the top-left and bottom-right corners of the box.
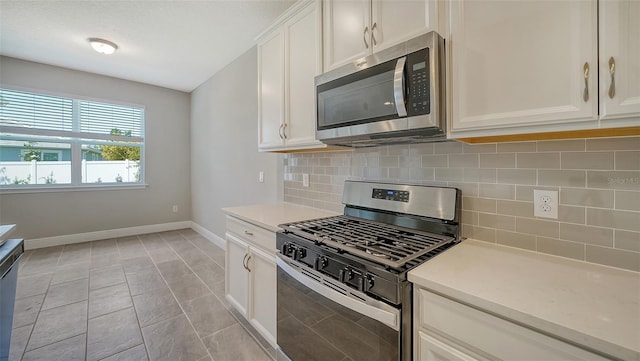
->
(226, 216), (276, 253)
(417, 289), (606, 360)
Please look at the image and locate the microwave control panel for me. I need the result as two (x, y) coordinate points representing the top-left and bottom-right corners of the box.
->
(406, 48), (430, 116)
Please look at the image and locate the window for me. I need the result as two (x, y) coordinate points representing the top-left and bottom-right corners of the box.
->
(20, 149), (62, 161)
(0, 88), (145, 189)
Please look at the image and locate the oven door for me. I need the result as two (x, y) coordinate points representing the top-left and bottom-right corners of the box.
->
(276, 255), (400, 361)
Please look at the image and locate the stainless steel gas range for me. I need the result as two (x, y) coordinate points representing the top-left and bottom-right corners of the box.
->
(276, 181), (461, 361)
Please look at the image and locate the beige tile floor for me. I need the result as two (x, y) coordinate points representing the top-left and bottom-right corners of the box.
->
(9, 229), (274, 361)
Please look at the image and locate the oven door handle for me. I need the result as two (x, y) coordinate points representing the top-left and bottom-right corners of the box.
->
(276, 255), (400, 331)
(393, 56), (408, 117)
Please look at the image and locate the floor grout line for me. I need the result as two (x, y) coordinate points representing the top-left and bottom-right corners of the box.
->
(12, 229), (271, 361)
(141, 231), (215, 361)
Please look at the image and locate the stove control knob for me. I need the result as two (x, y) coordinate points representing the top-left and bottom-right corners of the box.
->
(366, 275), (375, 290)
(318, 256), (328, 269)
(296, 248), (306, 260)
(282, 243), (296, 257)
(346, 269), (354, 280)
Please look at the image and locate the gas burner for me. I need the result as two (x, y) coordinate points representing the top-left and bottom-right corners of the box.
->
(366, 249), (390, 259)
(280, 214), (455, 269)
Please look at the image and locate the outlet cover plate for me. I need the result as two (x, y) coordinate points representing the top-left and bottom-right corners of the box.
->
(533, 190), (558, 219)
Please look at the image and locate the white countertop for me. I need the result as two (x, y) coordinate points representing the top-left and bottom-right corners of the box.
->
(408, 239), (640, 360)
(0, 224), (16, 240)
(222, 202), (339, 232)
(0, 224), (16, 247)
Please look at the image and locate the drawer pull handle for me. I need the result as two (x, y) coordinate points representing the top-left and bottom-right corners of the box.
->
(244, 230), (254, 236)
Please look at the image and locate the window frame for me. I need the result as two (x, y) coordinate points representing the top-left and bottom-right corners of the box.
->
(0, 86), (147, 193)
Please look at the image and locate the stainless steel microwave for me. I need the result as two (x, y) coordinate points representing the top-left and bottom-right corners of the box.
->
(315, 31), (446, 147)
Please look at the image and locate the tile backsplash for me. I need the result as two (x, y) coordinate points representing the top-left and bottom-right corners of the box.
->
(283, 136), (640, 272)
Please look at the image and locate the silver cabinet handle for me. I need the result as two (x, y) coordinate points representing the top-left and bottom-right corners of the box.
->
(583, 62), (590, 102)
(371, 22), (377, 46)
(363, 26), (369, 49)
(242, 253), (248, 270)
(282, 123), (288, 139)
(608, 57), (616, 99)
(244, 230), (254, 236)
(278, 123), (284, 140)
(246, 255), (252, 272)
(393, 57), (408, 117)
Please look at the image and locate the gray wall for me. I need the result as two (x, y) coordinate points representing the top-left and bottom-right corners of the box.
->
(191, 46), (282, 239)
(0, 56), (191, 240)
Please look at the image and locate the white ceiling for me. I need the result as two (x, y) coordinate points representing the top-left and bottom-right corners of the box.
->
(0, 0), (296, 92)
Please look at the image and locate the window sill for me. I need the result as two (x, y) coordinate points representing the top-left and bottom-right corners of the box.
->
(0, 184), (149, 194)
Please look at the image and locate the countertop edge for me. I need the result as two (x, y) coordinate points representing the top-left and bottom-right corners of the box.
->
(222, 210), (280, 233)
(0, 224), (16, 241)
(408, 240), (640, 361)
(408, 272), (638, 361)
(222, 202), (340, 233)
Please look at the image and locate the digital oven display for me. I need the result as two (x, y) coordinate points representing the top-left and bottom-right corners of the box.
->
(372, 188), (410, 202)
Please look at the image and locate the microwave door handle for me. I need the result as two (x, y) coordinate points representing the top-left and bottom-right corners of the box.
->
(393, 57), (407, 117)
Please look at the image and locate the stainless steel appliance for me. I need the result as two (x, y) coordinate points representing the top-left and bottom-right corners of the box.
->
(0, 238), (23, 361)
(276, 181), (461, 361)
(315, 31), (446, 147)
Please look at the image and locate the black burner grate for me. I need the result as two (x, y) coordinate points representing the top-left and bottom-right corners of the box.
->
(279, 215), (454, 269)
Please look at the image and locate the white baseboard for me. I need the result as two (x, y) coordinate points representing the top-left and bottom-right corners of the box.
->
(25, 221), (192, 250)
(191, 222), (226, 250)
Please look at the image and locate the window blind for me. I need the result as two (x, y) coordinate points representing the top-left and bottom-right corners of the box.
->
(79, 100), (143, 136)
(0, 89), (144, 138)
(0, 89), (73, 131)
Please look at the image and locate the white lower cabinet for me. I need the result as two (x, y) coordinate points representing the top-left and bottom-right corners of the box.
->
(248, 246), (276, 346)
(414, 288), (607, 361)
(225, 233), (250, 316)
(418, 330), (485, 361)
(225, 216), (277, 347)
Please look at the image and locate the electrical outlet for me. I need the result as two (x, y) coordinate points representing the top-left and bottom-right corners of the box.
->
(302, 173), (310, 188)
(259, 171), (264, 183)
(533, 190), (558, 219)
(172, 205), (178, 213)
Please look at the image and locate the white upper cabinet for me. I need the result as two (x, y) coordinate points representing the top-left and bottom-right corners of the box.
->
(323, 0), (370, 71)
(323, 0), (438, 71)
(284, 1), (324, 149)
(599, 0), (640, 122)
(371, 0), (439, 52)
(449, 0), (598, 136)
(258, 1), (326, 152)
(258, 30), (285, 149)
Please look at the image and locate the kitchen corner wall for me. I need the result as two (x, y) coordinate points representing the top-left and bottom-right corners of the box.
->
(191, 46), (282, 239)
(284, 137), (640, 272)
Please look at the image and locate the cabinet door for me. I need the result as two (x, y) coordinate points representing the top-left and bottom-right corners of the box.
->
(284, 1), (325, 149)
(258, 29), (285, 149)
(599, 0), (640, 121)
(323, 0), (371, 71)
(225, 233), (249, 316)
(248, 246), (277, 347)
(417, 331), (482, 361)
(371, 0), (437, 52)
(450, 0), (598, 135)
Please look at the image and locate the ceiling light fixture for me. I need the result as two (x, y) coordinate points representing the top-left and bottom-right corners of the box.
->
(88, 38), (118, 55)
